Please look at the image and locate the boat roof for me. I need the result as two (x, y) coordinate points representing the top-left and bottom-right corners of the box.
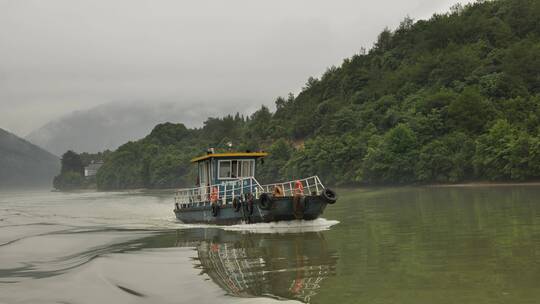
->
(191, 152), (268, 163)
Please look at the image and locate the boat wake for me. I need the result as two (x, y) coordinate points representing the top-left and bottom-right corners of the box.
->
(174, 218), (339, 233)
(0, 189), (339, 234)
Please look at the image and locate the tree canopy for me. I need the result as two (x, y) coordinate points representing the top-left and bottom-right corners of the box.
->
(53, 150), (108, 190)
(97, 0), (540, 190)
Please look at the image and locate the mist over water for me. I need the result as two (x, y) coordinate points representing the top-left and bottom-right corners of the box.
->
(1, 186), (540, 303)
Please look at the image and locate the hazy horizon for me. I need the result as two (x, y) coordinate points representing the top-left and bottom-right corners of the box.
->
(1, 0), (473, 137)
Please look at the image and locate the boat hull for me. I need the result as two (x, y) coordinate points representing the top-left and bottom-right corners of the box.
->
(174, 195), (330, 225)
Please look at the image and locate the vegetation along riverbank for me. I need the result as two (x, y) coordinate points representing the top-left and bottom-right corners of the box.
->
(74, 0), (540, 191)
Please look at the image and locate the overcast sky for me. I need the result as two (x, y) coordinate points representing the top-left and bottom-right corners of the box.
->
(0, 0), (472, 136)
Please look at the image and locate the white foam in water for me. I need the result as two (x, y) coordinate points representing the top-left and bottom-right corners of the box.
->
(173, 218), (340, 233)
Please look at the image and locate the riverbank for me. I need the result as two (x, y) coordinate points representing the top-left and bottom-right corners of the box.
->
(91, 180), (540, 193)
(427, 181), (540, 187)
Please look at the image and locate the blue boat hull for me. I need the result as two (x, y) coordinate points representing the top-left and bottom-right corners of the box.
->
(174, 195), (330, 225)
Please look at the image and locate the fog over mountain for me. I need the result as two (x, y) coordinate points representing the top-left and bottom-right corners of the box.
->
(0, 0), (472, 136)
(25, 100), (254, 155)
(0, 128), (59, 188)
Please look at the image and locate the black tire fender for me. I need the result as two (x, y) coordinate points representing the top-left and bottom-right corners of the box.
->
(258, 193), (273, 210)
(322, 188), (337, 204)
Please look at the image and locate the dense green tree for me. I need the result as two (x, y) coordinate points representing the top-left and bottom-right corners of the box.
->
(474, 120), (539, 180)
(448, 87), (494, 133)
(60, 150), (84, 175)
(148, 123), (190, 146)
(95, 0), (540, 189)
(257, 139), (294, 183)
(53, 150), (91, 190)
(53, 171), (84, 190)
(360, 124), (419, 184)
(416, 132), (475, 182)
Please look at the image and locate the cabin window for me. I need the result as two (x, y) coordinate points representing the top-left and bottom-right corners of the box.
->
(218, 161), (231, 179)
(241, 160), (252, 177)
(218, 159), (255, 179)
(231, 160), (238, 178)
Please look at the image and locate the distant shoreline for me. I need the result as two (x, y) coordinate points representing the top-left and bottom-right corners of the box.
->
(47, 180), (540, 192)
(110, 181), (540, 191)
(426, 181), (540, 188)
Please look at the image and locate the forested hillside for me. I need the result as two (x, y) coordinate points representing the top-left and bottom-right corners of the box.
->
(97, 0), (540, 190)
(0, 128), (59, 187)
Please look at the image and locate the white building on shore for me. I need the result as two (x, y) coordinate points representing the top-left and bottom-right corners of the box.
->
(84, 161), (103, 177)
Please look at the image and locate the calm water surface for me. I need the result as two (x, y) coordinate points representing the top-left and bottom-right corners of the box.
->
(1, 186), (540, 303)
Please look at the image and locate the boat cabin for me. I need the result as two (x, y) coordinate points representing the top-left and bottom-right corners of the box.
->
(192, 151), (268, 187)
(175, 150), (327, 209)
(174, 151), (268, 207)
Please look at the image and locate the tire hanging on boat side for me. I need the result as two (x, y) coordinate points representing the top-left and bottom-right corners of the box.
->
(258, 193), (273, 210)
(321, 188), (337, 204)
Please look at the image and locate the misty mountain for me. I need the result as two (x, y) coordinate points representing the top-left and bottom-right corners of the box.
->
(25, 101), (247, 156)
(0, 128), (60, 188)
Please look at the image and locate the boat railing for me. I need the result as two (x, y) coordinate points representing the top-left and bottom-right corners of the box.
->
(260, 176), (325, 197)
(174, 175), (325, 209)
(175, 176), (265, 208)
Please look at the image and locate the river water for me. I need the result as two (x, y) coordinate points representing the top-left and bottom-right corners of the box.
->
(1, 186), (540, 304)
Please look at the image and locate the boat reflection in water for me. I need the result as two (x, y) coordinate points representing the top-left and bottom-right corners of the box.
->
(175, 228), (338, 303)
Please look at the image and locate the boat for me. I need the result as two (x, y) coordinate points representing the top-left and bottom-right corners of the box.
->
(173, 150), (337, 224)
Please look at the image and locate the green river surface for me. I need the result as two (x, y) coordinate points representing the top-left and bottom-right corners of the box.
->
(1, 186), (539, 303)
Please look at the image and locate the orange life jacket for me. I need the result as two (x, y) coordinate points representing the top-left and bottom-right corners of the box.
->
(294, 180), (304, 196)
(210, 186), (219, 203)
